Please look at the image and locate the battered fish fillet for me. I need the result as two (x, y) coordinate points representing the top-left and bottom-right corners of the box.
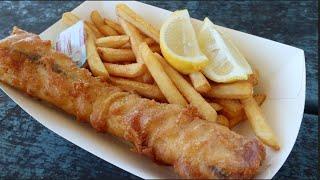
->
(0, 27), (265, 179)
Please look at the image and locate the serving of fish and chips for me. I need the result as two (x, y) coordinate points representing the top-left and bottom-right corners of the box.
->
(0, 1), (301, 179)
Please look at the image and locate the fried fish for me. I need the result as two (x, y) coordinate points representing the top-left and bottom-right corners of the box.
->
(0, 27), (265, 179)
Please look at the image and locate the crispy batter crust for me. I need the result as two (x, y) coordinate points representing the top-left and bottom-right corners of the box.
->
(0, 28), (265, 179)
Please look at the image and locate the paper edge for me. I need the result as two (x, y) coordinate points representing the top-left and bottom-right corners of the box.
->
(1, 0), (307, 179)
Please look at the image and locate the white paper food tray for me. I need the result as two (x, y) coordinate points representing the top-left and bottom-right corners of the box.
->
(0, 1), (305, 179)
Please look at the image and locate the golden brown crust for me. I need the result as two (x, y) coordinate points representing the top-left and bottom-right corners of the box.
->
(0, 28), (266, 179)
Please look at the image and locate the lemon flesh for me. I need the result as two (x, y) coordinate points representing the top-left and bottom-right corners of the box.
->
(198, 18), (252, 82)
(160, 10), (208, 74)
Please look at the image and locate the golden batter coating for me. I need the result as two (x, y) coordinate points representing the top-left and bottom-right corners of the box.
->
(0, 28), (265, 179)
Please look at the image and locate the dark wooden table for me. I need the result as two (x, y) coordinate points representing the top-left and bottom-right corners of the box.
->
(0, 1), (318, 179)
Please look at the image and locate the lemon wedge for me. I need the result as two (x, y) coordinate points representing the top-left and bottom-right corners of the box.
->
(160, 10), (209, 74)
(198, 18), (252, 82)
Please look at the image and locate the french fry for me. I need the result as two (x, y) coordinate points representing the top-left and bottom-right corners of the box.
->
(217, 115), (230, 127)
(90, 11), (119, 36)
(104, 63), (146, 78)
(84, 21), (104, 38)
(91, 10), (105, 27)
(247, 69), (259, 86)
(98, 25), (119, 36)
(109, 26), (155, 83)
(114, 18), (157, 83)
(83, 62), (89, 69)
(85, 31), (109, 79)
(139, 43), (187, 106)
(154, 53), (217, 122)
(116, 4), (160, 43)
(61, 12), (80, 26)
(61, 12), (103, 38)
(229, 95), (267, 128)
(216, 99), (243, 118)
(110, 77), (165, 101)
(131, 73), (154, 84)
(104, 18), (125, 34)
(209, 103), (223, 111)
(205, 82), (253, 99)
(141, 72), (154, 84)
(189, 72), (211, 93)
(96, 35), (129, 48)
(144, 37), (156, 45)
(117, 19), (160, 86)
(97, 47), (136, 62)
(229, 115), (245, 129)
(253, 94), (266, 106)
(120, 42), (131, 49)
(98, 45), (157, 62)
(222, 110), (245, 128)
(120, 38), (156, 49)
(118, 17), (144, 63)
(241, 97), (280, 150)
(61, 12), (86, 33)
(150, 44), (161, 54)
